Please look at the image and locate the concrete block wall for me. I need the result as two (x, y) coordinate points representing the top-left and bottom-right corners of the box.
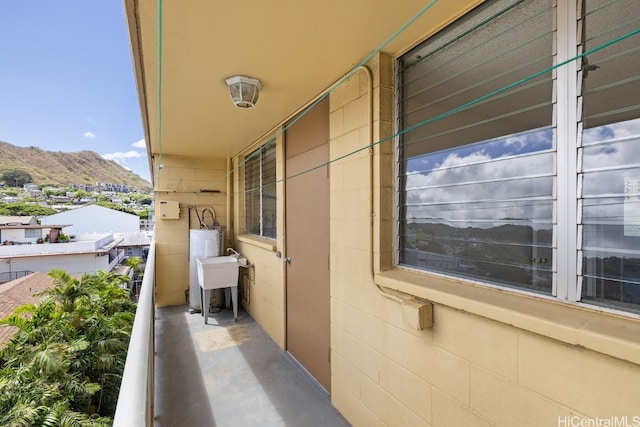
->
(328, 55), (640, 426)
(232, 136), (287, 349)
(153, 154), (228, 307)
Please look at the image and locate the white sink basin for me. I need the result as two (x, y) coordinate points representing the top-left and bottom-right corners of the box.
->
(196, 256), (240, 323)
(196, 256), (239, 290)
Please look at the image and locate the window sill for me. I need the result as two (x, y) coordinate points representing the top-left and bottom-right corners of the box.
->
(375, 268), (640, 366)
(236, 234), (277, 252)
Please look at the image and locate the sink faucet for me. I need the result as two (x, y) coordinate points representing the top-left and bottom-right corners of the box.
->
(226, 247), (240, 258)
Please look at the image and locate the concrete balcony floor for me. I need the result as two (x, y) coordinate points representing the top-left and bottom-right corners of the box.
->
(154, 304), (350, 427)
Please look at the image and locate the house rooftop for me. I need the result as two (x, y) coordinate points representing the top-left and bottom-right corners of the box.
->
(0, 224), (70, 230)
(114, 232), (151, 247)
(0, 216), (37, 226)
(0, 272), (54, 346)
(0, 233), (121, 258)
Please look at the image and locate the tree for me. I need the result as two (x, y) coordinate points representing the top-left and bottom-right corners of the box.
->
(125, 256), (143, 274)
(72, 189), (91, 199)
(129, 193), (152, 206)
(0, 203), (57, 216)
(95, 202), (137, 216)
(0, 269), (136, 425)
(0, 169), (33, 187)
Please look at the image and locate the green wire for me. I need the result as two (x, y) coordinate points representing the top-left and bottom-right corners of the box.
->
(152, 1), (638, 198)
(278, 26), (640, 185)
(156, 0), (163, 189)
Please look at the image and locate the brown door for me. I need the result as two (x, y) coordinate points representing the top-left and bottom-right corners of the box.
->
(285, 97), (331, 392)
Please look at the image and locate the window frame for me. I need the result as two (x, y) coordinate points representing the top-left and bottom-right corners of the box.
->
(243, 141), (277, 239)
(393, 0), (639, 314)
(24, 228), (41, 239)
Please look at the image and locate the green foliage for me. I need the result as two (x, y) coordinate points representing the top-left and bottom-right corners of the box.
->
(94, 202), (137, 216)
(95, 195), (112, 204)
(44, 188), (65, 197)
(0, 169), (33, 187)
(38, 183), (58, 190)
(0, 203), (57, 216)
(128, 193), (152, 205)
(124, 256), (143, 273)
(0, 269), (136, 425)
(72, 189), (91, 199)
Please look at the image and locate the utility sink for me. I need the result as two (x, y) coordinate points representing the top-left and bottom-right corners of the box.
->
(196, 256), (239, 289)
(196, 256), (240, 323)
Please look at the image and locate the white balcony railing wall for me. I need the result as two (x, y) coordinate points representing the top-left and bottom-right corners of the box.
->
(113, 241), (155, 426)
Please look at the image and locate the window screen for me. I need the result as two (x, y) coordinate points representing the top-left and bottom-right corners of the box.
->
(397, 0), (555, 293)
(25, 229), (41, 239)
(245, 141), (277, 239)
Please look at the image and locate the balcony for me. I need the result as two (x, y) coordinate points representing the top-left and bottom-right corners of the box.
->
(114, 241), (348, 426)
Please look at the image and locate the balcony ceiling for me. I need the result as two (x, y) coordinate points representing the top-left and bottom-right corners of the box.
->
(125, 0), (481, 163)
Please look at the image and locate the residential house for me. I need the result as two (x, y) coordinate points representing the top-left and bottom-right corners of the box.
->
(41, 204), (140, 236)
(22, 183), (42, 199)
(0, 232), (124, 276)
(0, 215), (67, 245)
(49, 195), (72, 204)
(139, 217), (154, 232)
(124, 0), (640, 425)
(113, 231), (150, 260)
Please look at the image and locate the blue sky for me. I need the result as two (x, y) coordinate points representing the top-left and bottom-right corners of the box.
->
(0, 1), (149, 182)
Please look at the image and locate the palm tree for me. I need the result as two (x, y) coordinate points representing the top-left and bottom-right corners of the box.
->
(0, 269), (136, 425)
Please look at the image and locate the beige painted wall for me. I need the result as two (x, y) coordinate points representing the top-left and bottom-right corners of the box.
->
(153, 154), (228, 307)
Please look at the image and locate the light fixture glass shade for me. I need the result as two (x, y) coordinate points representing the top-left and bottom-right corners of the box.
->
(225, 75), (261, 108)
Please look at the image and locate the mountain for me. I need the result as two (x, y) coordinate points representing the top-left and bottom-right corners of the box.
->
(0, 141), (151, 191)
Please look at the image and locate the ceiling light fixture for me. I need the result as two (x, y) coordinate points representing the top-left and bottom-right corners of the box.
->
(225, 75), (261, 108)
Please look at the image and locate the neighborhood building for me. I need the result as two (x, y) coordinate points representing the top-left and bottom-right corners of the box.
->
(0, 232), (124, 277)
(1, 211), (149, 280)
(0, 215), (68, 245)
(41, 204), (140, 235)
(113, 231), (151, 260)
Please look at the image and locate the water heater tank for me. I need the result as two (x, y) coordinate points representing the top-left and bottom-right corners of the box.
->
(189, 229), (222, 310)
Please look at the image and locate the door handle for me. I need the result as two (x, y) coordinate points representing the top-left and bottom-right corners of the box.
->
(283, 256), (291, 264)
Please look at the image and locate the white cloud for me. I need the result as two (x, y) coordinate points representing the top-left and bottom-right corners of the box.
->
(132, 139), (146, 149)
(405, 136), (554, 226)
(101, 151), (142, 162)
(83, 131), (96, 139)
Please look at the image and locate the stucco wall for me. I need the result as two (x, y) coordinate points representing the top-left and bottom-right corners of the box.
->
(325, 55), (640, 426)
(1, 228), (41, 243)
(153, 154), (228, 307)
(0, 253), (109, 276)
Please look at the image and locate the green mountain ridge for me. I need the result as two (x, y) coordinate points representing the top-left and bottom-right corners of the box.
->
(0, 141), (151, 191)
